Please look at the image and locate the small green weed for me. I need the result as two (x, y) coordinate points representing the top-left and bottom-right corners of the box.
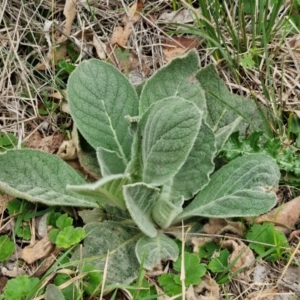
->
(0, 132), (21, 151)
(220, 130), (300, 184)
(0, 235), (14, 262)
(0, 275), (41, 300)
(246, 222), (289, 262)
(48, 212), (86, 249)
(158, 252), (206, 300)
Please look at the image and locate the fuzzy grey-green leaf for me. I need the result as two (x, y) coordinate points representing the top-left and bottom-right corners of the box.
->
(166, 121), (216, 201)
(139, 97), (202, 186)
(123, 183), (160, 238)
(177, 154), (280, 221)
(96, 147), (126, 177)
(73, 222), (141, 285)
(196, 65), (268, 134)
(140, 49), (206, 115)
(68, 59), (139, 164)
(135, 233), (179, 270)
(67, 174), (130, 209)
(0, 149), (96, 207)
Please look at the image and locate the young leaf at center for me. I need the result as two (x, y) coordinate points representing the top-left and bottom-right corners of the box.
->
(139, 97), (203, 186)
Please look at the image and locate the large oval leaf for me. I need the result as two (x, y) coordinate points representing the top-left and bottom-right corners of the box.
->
(68, 59), (139, 165)
(176, 154), (280, 221)
(72, 222), (141, 285)
(166, 121), (216, 201)
(140, 50), (206, 115)
(0, 149), (96, 207)
(139, 97), (202, 186)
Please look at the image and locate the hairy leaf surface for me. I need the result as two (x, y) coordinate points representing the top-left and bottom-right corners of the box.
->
(196, 65), (268, 134)
(68, 59), (139, 164)
(123, 183), (160, 237)
(151, 198), (183, 229)
(140, 50), (206, 115)
(72, 222), (141, 285)
(96, 147), (126, 177)
(67, 175), (130, 209)
(139, 97), (202, 186)
(0, 149), (96, 207)
(177, 154), (280, 220)
(166, 121), (216, 201)
(135, 233), (179, 270)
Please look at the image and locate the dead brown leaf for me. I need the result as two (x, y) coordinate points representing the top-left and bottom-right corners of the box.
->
(36, 0), (76, 70)
(163, 37), (199, 61)
(93, 34), (107, 59)
(57, 140), (77, 160)
(21, 234), (55, 265)
(222, 239), (255, 272)
(57, 0), (77, 43)
(122, 0), (143, 25)
(191, 219), (246, 252)
(26, 132), (65, 154)
(245, 288), (278, 300)
(0, 277), (8, 294)
(186, 275), (219, 300)
(0, 194), (14, 214)
(253, 196), (300, 234)
(111, 1), (143, 47)
(32, 247), (61, 277)
(159, 9), (198, 23)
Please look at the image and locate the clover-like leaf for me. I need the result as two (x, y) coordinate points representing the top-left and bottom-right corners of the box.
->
(0, 235), (14, 262)
(55, 226), (86, 249)
(173, 252), (207, 286)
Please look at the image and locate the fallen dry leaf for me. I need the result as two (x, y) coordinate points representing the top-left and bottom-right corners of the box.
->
(122, 0), (143, 25)
(26, 132), (65, 154)
(222, 239), (255, 272)
(0, 277), (8, 294)
(203, 218), (246, 236)
(36, 0), (76, 70)
(0, 194), (14, 214)
(32, 247), (61, 277)
(163, 36), (199, 61)
(57, 140), (77, 160)
(159, 9), (198, 23)
(1, 266), (26, 278)
(191, 219), (246, 253)
(93, 34), (107, 59)
(253, 196), (300, 234)
(110, 25), (131, 48)
(245, 288), (278, 300)
(21, 234), (55, 265)
(57, 0), (77, 43)
(186, 275), (219, 300)
(111, 1), (143, 47)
